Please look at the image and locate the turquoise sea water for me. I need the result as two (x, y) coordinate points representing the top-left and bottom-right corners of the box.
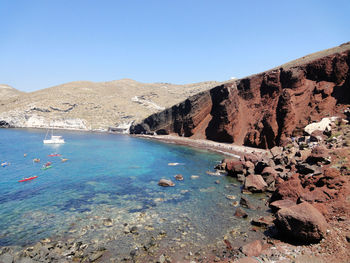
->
(0, 129), (267, 255)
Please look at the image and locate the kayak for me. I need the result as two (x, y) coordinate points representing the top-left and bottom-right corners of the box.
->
(48, 154), (61, 157)
(33, 158), (40, 163)
(168, 162), (184, 166)
(19, 176), (38, 182)
(61, 158), (68, 162)
(41, 165), (52, 170)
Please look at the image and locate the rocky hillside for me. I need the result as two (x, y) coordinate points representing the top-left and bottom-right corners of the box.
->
(0, 84), (23, 100)
(0, 79), (220, 131)
(130, 42), (350, 148)
(216, 116), (350, 262)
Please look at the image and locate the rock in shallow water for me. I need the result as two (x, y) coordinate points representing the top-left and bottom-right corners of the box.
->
(174, 174), (184, 181)
(158, 179), (175, 187)
(239, 196), (255, 210)
(102, 218), (113, 227)
(234, 207), (248, 218)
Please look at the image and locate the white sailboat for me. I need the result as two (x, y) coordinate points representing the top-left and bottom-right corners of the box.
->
(43, 129), (65, 144)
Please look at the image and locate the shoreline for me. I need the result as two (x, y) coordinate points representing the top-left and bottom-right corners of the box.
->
(134, 134), (268, 158)
(1, 126), (268, 158)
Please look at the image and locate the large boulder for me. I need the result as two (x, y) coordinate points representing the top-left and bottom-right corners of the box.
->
(269, 199), (296, 213)
(244, 174), (267, 192)
(261, 166), (278, 185)
(243, 153), (261, 165)
(225, 159), (245, 176)
(270, 174), (304, 202)
(275, 202), (328, 243)
(304, 117), (337, 135)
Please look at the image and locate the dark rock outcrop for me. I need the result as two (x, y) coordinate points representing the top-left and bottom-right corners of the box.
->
(130, 43), (350, 149)
(0, 120), (11, 128)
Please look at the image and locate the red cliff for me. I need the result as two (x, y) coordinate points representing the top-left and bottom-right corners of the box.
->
(130, 42), (350, 148)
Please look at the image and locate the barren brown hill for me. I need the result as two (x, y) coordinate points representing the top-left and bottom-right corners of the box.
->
(0, 79), (220, 131)
(0, 84), (23, 100)
(130, 42), (350, 148)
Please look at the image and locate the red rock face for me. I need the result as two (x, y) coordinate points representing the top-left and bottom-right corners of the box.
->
(130, 44), (350, 149)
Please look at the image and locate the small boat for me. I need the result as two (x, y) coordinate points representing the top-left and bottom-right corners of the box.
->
(48, 154), (61, 157)
(61, 158), (68, 162)
(1, 162), (9, 167)
(19, 176), (38, 182)
(41, 165), (52, 170)
(33, 158), (40, 163)
(43, 129), (65, 144)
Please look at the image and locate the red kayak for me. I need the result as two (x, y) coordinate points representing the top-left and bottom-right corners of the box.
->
(19, 176), (38, 182)
(48, 154), (61, 157)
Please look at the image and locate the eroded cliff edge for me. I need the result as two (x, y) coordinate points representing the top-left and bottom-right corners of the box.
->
(130, 42), (350, 148)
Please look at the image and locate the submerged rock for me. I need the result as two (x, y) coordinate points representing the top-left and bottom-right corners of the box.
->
(239, 196), (255, 210)
(158, 179), (175, 187)
(174, 174), (184, 181)
(102, 218), (113, 227)
(226, 194), (236, 200)
(234, 207), (248, 218)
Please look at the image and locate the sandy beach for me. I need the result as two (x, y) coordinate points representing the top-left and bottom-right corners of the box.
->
(134, 134), (268, 158)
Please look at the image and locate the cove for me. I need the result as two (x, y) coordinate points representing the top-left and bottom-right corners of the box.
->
(0, 128), (268, 260)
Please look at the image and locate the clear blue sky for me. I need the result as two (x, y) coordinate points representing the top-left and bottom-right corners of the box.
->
(1, 0), (349, 92)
